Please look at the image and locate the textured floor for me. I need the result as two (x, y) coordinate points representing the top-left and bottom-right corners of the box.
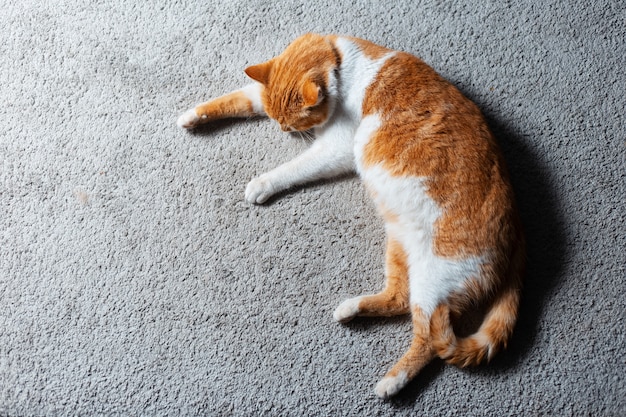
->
(1, 0), (624, 416)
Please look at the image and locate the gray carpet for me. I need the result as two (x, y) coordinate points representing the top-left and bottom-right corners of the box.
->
(1, 0), (624, 415)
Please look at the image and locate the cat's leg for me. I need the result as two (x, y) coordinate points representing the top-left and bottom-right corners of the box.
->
(177, 83), (266, 129)
(374, 253), (462, 398)
(333, 237), (410, 322)
(374, 305), (435, 399)
(245, 132), (354, 204)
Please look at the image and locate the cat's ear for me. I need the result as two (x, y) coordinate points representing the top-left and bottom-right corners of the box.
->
(244, 60), (273, 85)
(302, 80), (323, 107)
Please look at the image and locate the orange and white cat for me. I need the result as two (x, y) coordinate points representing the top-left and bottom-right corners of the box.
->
(178, 33), (525, 399)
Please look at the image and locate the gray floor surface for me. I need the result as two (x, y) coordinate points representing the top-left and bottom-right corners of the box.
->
(1, 1), (624, 416)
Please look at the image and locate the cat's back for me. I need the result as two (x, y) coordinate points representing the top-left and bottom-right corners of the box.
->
(333, 36), (502, 179)
(359, 50), (497, 176)
(343, 38), (521, 259)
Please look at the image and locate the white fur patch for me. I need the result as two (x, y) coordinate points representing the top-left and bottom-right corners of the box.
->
(245, 175), (275, 204)
(353, 114), (382, 164)
(240, 83), (265, 115)
(477, 331), (495, 359)
(333, 296), (363, 323)
(374, 371), (409, 399)
(334, 38), (395, 120)
(176, 108), (199, 129)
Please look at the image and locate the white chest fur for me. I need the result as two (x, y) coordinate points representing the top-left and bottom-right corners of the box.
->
(334, 38), (396, 121)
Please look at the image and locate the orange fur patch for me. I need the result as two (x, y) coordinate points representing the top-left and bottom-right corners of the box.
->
(431, 275), (521, 367)
(244, 33), (341, 132)
(345, 36), (392, 60)
(386, 305), (434, 379)
(357, 238), (410, 316)
(361, 52), (521, 259)
(195, 90), (255, 122)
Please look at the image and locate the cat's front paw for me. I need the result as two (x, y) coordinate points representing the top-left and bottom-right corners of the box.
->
(177, 108), (200, 129)
(245, 176), (275, 204)
(333, 296), (362, 323)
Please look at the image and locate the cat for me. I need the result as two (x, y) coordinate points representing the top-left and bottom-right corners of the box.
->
(177, 33), (525, 399)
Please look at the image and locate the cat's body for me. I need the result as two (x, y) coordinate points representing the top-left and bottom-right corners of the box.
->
(178, 33), (524, 399)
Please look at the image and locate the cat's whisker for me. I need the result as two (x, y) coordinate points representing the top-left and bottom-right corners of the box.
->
(300, 130), (315, 143)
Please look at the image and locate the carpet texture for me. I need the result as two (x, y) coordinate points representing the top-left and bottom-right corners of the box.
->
(1, 0), (624, 415)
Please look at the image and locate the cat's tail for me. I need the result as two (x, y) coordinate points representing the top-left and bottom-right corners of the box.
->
(430, 248), (524, 367)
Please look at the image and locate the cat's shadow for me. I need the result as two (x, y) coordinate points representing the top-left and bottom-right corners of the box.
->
(480, 113), (566, 364)
(185, 116), (263, 136)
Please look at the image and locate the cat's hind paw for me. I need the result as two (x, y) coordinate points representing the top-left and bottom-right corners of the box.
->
(333, 297), (362, 323)
(374, 372), (409, 399)
(177, 108), (200, 129)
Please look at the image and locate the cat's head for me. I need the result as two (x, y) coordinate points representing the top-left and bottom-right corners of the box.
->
(245, 33), (339, 132)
